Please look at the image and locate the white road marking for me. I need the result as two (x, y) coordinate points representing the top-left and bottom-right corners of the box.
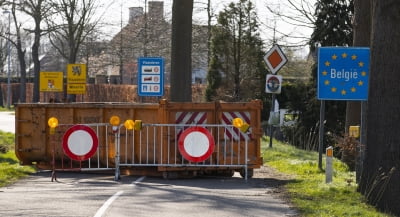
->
(131, 176), (146, 186)
(93, 190), (123, 217)
(93, 176), (146, 217)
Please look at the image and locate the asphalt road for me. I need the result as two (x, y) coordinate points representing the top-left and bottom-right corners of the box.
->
(0, 111), (15, 133)
(0, 111), (297, 216)
(0, 171), (297, 217)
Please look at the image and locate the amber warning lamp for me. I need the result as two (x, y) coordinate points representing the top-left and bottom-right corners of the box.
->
(232, 118), (250, 133)
(48, 117), (59, 135)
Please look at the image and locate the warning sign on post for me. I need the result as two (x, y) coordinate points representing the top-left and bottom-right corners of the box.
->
(40, 72), (63, 92)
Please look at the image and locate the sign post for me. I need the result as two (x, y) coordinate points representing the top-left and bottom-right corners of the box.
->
(138, 57), (164, 97)
(264, 45), (287, 148)
(317, 47), (370, 171)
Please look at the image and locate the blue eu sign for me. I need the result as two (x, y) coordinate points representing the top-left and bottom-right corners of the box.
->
(318, 47), (370, 101)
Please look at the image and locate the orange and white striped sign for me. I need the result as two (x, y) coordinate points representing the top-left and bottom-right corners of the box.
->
(221, 111), (252, 141)
(175, 112), (207, 138)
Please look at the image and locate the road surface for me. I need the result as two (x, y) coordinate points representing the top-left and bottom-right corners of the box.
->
(0, 169), (297, 217)
(0, 111), (15, 133)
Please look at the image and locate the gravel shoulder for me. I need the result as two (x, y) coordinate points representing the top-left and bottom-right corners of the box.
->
(253, 166), (298, 214)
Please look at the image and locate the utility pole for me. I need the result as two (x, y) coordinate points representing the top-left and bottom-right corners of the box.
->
(3, 10), (11, 109)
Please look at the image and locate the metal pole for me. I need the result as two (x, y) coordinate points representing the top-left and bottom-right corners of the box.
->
(357, 101), (367, 183)
(269, 94), (275, 148)
(3, 10), (11, 109)
(114, 126), (121, 181)
(318, 100), (325, 170)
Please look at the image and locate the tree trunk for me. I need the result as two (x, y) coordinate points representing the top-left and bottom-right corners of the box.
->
(32, 22), (41, 103)
(17, 44), (26, 103)
(345, 0), (371, 133)
(359, 0), (400, 215)
(170, 0), (193, 102)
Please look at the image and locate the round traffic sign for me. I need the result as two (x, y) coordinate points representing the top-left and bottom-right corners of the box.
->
(267, 76), (280, 91)
(62, 125), (99, 161)
(265, 75), (282, 93)
(178, 127), (215, 162)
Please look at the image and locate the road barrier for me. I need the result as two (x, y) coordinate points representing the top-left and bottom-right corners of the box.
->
(15, 100), (262, 180)
(46, 121), (250, 181)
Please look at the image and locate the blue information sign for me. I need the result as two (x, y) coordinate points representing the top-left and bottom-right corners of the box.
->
(138, 57), (164, 97)
(318, 47), (370, 100)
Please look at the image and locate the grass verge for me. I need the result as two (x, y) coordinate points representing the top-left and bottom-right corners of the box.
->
(0, 130), (36, 187)
(0, 106), (14, 112)
(0, 151), (36, 187)
(262, 137), (391, 217)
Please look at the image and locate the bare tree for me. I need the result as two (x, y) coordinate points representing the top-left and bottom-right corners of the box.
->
(46, 0), (99, 101)
(19, 0), (52, 103)
(47, 0), (99, 64)
(264, 0), (316, 47)
(9, 1), (28, 103)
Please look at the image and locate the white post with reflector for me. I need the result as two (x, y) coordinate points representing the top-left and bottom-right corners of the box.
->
(325, 146), (333, 183)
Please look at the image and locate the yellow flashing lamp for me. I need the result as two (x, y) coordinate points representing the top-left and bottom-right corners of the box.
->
(48, 117), (59, 135)
(109, 116), (120, 126)
(232, 118), (250, 133)
(124, 119), (134, 130)
(134, 120), (142, 131)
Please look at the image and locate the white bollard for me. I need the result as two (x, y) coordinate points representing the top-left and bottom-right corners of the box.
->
(325, 146), (333, 183)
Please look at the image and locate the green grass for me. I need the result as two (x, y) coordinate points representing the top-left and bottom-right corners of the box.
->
(0, 130), (15, 153)
(262, 137), (392, 217)
(0, 151), (36, 187)
(0, 106), (14, 112)
(0, 130), (35, 187)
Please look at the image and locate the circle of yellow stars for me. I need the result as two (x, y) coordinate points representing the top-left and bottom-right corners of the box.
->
(321, 52), (367, 96)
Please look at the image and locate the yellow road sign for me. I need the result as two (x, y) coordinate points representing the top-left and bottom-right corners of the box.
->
(67, 83), (86, 94)
(67, 64), (86, 83)
(40, 72), (64, 92)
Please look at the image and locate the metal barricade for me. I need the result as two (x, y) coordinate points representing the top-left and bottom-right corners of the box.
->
(50, 122), (249, 181)
(116, 123), (249, 180)
(50, 123), (117, 181)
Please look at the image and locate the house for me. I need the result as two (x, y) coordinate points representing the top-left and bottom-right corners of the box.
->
(87, 1), (208, 85)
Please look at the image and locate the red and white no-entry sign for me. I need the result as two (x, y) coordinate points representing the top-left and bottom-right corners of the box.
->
(62, 125), (99, 161)
(178, 127), (215, 162)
